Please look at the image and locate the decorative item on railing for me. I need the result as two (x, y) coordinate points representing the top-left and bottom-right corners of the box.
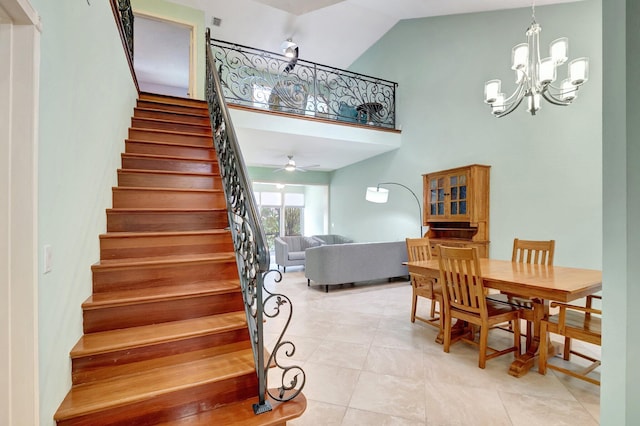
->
(205, 29), (305, 415)
(116, 0), (134, 60)
(210, 38), (397, 129)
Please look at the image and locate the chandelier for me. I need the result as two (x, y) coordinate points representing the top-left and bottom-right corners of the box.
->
(483, 3), (589, 117)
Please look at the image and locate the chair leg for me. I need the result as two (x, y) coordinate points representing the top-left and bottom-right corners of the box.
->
(563, 336), (572, 360)
(410, 293), (417, 323)
(538, 321), (549, 375)
(443, 315), (452, 353)
(307, 279), (310, 286)
(430, 298), (437, 318)
(478, 325), (489, 369)
(525, 320), (533, 349)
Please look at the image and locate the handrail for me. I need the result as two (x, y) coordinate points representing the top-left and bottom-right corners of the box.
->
(205, 29), (305, 415)
(109, 0), (139, 93)
(210, 38), (397, 129)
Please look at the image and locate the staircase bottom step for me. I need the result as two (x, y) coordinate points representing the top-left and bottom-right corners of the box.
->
(156, 392), (307, 426)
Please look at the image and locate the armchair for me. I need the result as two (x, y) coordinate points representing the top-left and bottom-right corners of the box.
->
(274, 236), (321, 272)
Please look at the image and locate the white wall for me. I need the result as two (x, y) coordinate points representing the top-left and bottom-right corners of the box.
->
(30, 0), (138, 423)
(331, 0), (602, 269)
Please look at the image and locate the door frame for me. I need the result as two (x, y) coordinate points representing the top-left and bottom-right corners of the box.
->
(133, 11), (196, 98)
(0, 0), (40, 424)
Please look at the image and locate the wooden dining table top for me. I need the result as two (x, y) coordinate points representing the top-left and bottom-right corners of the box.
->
(406, 258), (602, 303)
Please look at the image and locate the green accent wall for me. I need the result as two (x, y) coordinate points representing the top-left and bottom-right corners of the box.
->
(331, 1), (603, 271)
(31, 0), (138, 424)
(132, 0), (205, 99)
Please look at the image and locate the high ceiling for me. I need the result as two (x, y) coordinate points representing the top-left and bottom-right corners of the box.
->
(135, 0), (582, 172)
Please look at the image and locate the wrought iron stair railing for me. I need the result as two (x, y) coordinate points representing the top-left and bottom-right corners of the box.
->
(211, 38), (398, 129)
(205, 28), (305, 415)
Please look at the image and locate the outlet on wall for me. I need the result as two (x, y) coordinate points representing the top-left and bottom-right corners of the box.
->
(43, 245), (52, 274)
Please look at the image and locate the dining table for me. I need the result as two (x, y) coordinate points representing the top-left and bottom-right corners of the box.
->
(405, 258), (602, 377)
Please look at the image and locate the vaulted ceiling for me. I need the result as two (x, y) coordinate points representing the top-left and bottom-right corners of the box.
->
(136, 0), (583, 172)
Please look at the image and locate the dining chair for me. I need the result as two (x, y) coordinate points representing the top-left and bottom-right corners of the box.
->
(488, 238), (556, 347)
(405, 238), (442, 330)
(539, 295), (602, 385)
(437, 245), (522, 369)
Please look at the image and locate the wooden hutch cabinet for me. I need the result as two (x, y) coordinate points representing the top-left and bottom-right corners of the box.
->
(422, 164), (490, 257)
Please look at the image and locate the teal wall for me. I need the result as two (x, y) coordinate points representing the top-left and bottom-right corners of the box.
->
(331, 1), (603, 270)
(602, 0), (640, 423)
(32, 0), (138, 424)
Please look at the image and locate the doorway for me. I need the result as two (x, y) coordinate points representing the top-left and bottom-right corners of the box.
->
(133, 14), (194, 98)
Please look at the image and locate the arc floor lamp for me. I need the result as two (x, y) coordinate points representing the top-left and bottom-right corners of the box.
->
(365, 182), (423, 237)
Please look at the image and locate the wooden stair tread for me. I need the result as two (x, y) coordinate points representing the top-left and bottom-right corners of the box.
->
(135, 106), (209, 120)
(71, 311), (247, 357)
(107, 207), (226, 212)
(118, 168), (218, 177)
(132, 116), (212, 131)
(99, 229), (229, 239)
(139, 92), (208, 107)
(157, 393), (307, 426)
(83, 279), (240, 308)
(122, 152), (217, 162)
(113, 186), (222, 194)
(54, 348), (255, 421)
(126, 138), (216, 150)
(129, 127), (212, 139)
(93, 252), (235, 268)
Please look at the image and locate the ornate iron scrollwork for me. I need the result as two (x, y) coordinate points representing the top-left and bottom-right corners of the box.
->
(117, 0), (134, 60)
(205, 29), (305, 415)
(211, 38), (397, 129)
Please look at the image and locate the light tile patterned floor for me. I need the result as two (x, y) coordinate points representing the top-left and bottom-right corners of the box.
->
(263, 269), (600, 426)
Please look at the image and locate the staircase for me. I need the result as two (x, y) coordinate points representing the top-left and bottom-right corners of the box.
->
(54, 93), (306, 425)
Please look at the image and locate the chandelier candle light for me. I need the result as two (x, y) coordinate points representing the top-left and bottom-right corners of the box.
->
(484, 2), (589, 117)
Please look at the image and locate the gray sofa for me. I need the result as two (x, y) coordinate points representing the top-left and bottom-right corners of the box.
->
(305, 241), (409, 292)
(274, 236), (321, 272)
(312, 234), (354, 245)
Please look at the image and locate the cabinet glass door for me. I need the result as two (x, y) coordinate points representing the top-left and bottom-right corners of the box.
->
(449, 174), (467, 216)
(429, 177), (446, 216)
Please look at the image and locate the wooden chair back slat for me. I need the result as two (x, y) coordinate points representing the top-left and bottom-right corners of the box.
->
(438, 246), (484, 315)
(512, 238), (555, 265)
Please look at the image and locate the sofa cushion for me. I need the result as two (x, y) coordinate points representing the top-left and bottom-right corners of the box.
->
(288, 251), (306, 261)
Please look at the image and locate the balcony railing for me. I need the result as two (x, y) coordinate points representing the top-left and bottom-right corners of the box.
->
(210, 39), (398, 129)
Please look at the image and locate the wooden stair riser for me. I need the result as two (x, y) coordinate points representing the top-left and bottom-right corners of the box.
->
(112, 188), (225, 209)
(55, 372), (258, 426)
(136, 99), (208, 116)
(122, 154), (219, 174)
(117, 170), (221, 191)
(128, 128), (212, 147)
(131, 117), (212, 136)
(106, 209), (228, 232)
(139, 93), (207, 109)
(125, 140), (217, 160)
(134, 107), (212, 126)
(92, 260), (239, 292)
(83, 291), (245, 333)
(100, 231), (233, 260)
(72, 338), (251, 385)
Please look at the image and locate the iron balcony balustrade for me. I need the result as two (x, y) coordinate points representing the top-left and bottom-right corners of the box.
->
(210, 38), (398, 129)
(206, 29), (306, 415)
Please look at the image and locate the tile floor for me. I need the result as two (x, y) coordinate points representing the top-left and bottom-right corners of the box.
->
(263, 269), (601, 426)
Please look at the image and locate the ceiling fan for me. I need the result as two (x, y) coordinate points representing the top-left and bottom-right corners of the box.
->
(273, 155), (319, 172)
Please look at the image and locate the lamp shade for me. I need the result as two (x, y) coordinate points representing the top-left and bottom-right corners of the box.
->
(365, 187), (389, 203)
